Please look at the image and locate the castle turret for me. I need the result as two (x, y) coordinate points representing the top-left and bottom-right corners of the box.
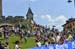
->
(26, 7), (33, 21)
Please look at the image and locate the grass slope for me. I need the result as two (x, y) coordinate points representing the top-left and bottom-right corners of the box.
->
(0, 35), (35, 49)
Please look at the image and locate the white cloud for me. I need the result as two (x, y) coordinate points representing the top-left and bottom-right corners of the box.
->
(56, 15), (67, 22)
(24, 0), (37, 2)
(41, 15), (67, 31)
(41, 15), (54, 22)
(30, 0), (37, 2)
(54, 15), (67, 25)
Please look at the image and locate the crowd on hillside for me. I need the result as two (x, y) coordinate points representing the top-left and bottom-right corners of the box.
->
(0, 40), (21, 49)
(0, 25), (75, 49)
(0, 26), (28, 49)
(34, 32), (75, 49)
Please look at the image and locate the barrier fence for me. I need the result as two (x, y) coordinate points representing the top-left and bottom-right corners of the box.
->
(29, 40), (75, 49)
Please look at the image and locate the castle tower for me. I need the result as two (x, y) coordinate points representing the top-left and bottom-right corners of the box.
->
(0, 0), (2, 16)
(26, 7), (33, 21)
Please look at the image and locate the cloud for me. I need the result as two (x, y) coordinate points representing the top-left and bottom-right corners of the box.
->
(30, 0), (37, 2)
(24, 0), (37, 2)
(56, 15), (67, 22)
(41, 15), (54, 22)
(55, 15), (67, 25)
(41, 15), (67, 31)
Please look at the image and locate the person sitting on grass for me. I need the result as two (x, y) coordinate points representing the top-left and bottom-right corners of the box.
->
(14, 40), (21, 49)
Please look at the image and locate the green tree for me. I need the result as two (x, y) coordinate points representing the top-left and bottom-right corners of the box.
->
(6, 16), (14, 23)
(14, 16), (25, 23)
(21, 20), (31, 29)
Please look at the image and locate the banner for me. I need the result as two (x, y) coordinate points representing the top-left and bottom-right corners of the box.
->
(30, 40), (75, 49)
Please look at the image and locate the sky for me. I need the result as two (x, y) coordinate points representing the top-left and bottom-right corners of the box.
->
(2, 0), (75, 31)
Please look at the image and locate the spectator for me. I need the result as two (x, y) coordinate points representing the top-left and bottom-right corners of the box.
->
(4, 42), (9, 49)
(45, 40), (49, 47)
(0, 41), (4, 49)
(27, 30), (30, 37)
(58, 36), (64, 44)
(35, 40), (41, 47)
(23, 32), (27, 42)
(64, 34), (68, 42)
(56, 33), (61, 43)
(50, 33), (55, 43)
(6, 33), (9, 42)
(56, 36), (65, 49)
(73, 33), (75, 40)
(68, 33), (73, 41)
(14, 40), (20, 49)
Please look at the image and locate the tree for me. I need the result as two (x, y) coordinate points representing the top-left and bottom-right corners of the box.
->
(6, 16), (14, 23)
(21, 20), (31, 29)
(13, 16), (25, 28)
(14, 16), (25, 23)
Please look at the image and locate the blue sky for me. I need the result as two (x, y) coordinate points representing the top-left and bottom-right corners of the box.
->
(2, 0), (75, 31)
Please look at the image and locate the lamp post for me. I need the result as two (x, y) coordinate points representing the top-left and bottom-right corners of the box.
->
(67, 0), (75, 7)
(67, 0), (72, 3)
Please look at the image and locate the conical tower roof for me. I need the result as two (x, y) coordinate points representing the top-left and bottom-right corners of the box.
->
(26, 7), (33, 16)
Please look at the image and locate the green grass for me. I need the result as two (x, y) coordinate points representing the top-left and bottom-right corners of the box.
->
(0, 35), (35, 49)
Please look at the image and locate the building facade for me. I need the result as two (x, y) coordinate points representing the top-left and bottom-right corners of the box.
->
(63, 18), (75, 33)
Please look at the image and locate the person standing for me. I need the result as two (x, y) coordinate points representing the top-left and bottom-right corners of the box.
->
(27, 30), (30, 37)
(23, 31), (27, 42)
(4, 42), (9, 49)
(73, 33), (75, 40)
(0, 41), (4, 49)
(14, 41), (20, 49)
(35, 40), (41, 47)
(56, 33), (61, 43)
